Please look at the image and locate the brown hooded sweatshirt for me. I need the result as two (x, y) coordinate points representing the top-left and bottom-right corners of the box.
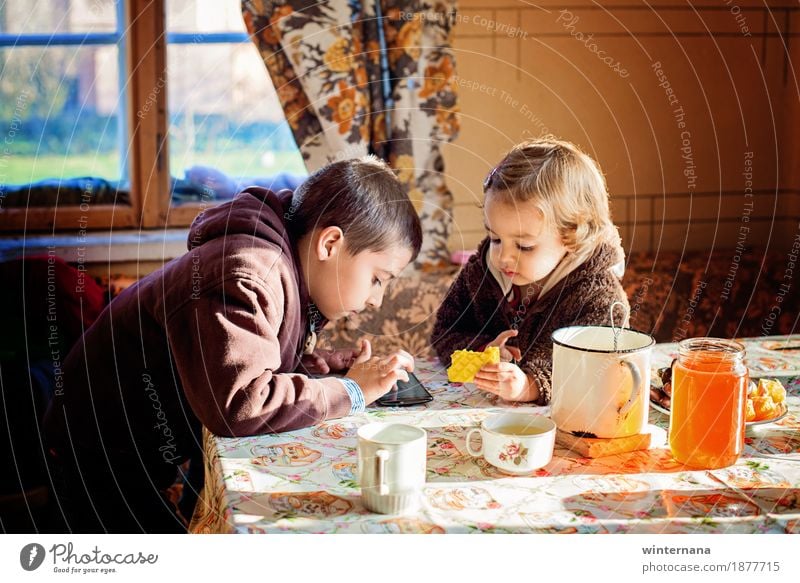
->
(44, 187), (352, 475)
(430, 237), (629, 406)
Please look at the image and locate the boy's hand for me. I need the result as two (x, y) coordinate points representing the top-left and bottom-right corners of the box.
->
(486, 329), (523, 362)
(473, 362), (538, 402)
(345, 340), (415, 404)
(299, 351), (331, 375)
(300, 347), (360, 374)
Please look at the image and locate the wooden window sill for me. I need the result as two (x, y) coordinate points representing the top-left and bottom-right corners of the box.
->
(0, 229), (190, 264)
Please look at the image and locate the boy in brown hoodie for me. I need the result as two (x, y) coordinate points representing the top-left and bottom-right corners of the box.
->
(43, 156), (420, 533)
(431, 138), (629, 405)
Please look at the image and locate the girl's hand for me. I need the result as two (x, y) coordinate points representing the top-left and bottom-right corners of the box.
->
(486, 329), (522, 362)
(473, 362), (538, 402)
(345, 340), (415, 404)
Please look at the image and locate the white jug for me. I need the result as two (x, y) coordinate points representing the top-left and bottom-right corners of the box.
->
(357, 423), (427, 514)
(550, 325), (655, 438)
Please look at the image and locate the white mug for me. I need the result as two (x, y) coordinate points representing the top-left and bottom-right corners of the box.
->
(357, 423), (427, 514)
(466, 413), (556, 475)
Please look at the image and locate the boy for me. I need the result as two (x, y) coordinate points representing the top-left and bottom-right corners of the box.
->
(43, 156), (421, 533)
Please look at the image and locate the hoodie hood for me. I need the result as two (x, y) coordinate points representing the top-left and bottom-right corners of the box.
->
(187, 187), (294, 251)
(185, 186), (317, 329)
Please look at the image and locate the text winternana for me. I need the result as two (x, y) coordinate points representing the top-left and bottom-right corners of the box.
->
(642, 546), (711, 555)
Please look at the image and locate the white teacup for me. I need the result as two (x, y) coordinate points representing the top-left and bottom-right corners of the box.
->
(466, 413), (556, 475)
(357, 423), (427, 514)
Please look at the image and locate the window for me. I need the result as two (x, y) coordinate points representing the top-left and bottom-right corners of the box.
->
(162, 0), (305, 226)
(0, 0), (135, 230)
(0, 0), (303, 233)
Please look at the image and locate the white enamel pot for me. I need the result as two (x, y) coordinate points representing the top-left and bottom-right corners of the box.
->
(550, 325), (655, 439)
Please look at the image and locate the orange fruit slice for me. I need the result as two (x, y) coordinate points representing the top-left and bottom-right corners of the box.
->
(757, 378), (786, 404)
(745, 399), (756, 422)
(751, 396), (778, 421)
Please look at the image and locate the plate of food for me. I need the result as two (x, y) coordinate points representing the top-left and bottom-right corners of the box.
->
(745, 378), (789, 425)
(649, 367), (788, 426)
(746, 402), (789, 426)
(649, 363), (673, 415)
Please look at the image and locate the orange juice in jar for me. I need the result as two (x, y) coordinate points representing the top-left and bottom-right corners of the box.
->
(668, 338), (748, 469)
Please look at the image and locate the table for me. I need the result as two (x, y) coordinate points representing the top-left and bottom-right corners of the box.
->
(189, 335), (800, 534)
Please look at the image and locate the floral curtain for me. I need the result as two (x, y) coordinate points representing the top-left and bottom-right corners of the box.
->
(241, 0), (460, 269)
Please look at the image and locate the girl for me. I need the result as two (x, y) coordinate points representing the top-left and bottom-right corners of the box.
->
(431, 137), (629, 405)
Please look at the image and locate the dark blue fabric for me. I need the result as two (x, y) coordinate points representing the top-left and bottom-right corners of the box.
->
(1, 169), (307, 207)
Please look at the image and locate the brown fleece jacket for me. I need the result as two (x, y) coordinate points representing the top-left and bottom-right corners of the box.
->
(44, 187), (352, 478)
(431, 237), (629, 405)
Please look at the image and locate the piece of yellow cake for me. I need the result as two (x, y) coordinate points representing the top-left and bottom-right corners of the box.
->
(447, 347), (500, 383)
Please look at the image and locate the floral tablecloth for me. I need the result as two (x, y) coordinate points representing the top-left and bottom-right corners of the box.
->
(189, 335), (800, 534)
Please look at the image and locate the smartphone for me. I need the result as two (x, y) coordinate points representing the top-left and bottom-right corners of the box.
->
(375, 372), (433, 407)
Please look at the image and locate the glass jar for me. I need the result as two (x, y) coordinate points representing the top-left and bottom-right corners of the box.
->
(668, 337), (748, 469)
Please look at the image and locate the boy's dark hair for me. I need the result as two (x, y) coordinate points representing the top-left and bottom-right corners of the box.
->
(287, 156), (423, 261)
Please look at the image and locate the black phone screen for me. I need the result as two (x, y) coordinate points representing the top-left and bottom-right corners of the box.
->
(375, 372), (433, 407)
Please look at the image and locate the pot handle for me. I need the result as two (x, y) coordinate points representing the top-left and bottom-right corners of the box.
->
(618, 358), (642, 416)
(375, 449), (390, 496)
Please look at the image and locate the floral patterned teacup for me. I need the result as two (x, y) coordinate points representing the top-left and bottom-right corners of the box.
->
(466, 413), (556, 475)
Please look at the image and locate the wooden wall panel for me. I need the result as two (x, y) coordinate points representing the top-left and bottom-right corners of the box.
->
(446, 1), (799, 254)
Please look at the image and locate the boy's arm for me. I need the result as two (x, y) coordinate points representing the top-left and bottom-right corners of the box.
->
(165, 276), (354, 437)
(430, 263), (495, 364)
(518, 281), (629, 406)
